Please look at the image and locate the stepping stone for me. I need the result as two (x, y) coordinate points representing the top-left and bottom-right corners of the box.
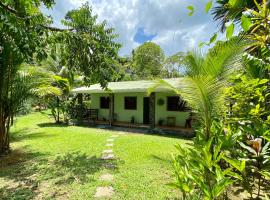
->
(103, 163), (116, 169)
(94, 186), (114, 198)
(106, 143), (113, 147)
(101, 153), (114, 160)
(99, 173), (114, 181)
(117, 132), (125, 135)
(107, 138), (114, 142)
(111, 135), (119, 138)
(103, 149), (113, 154)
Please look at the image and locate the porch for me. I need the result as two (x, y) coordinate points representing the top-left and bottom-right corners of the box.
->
(81, 119), (194, 137)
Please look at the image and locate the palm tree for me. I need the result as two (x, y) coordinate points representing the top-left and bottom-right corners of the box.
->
(151, 37), (248, 140)
(212, 0), (261, 32)
(0, 64), (62, 152)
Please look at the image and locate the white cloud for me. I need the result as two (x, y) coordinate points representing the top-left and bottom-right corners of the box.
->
(45, 0), (219, 56)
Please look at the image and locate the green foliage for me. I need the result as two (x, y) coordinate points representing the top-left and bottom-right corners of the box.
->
(226, 75), (269, 124)
(133, 42), (165, 79)
(0, 1), (121, 153)
(172, 123), (237, 199)
(187, 5), (194, 16)
(60, 3), (121, 87)
(226, 23), (234, 39)
(163, 52), (184, 78)
(241, 15), (252, 32)
(153, 38), (247, 139)
(205, 1), (213, 13)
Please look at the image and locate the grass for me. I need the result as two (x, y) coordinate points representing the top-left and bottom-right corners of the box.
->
(0, 112), (190, 200)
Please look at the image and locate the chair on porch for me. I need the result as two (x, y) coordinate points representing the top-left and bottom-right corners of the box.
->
(86, 109), (99, 125)
(167, 117), (176, 127)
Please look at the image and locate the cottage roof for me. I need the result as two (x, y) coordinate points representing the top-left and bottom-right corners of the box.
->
(72, 78), (182, 94)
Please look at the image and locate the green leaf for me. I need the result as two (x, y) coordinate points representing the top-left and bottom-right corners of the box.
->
(241, 15), (252, 32)
(187, 6), (194, 16)
(259, 79), (269, 85)
(239, 142), (257, 155)
(205, 1), (212, 13)
(228, 0), (237, 6)
(226, 23), (234, 39)
(212, 178), (234, 198)
(209, 33), (217, 44)
(199, 42), (205, 48)
(223, 156), (246, 173)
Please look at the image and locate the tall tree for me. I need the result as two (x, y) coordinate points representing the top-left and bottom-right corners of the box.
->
(0, 0), (54, 154)
(133, 42), (165, 79)
(0, 1), (120, 154)
(60, 3), (121, 87)
(163, 52), (184, 78)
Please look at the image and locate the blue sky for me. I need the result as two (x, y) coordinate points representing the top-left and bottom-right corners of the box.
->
(43, 0), (220, 56)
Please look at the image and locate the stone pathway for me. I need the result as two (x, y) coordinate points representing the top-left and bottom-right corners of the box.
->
(94, 186), (114, 198)
(94, 132), (123, 198)
(99, 173), (114, 181)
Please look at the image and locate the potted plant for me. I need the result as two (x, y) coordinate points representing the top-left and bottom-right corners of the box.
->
(131, 116), (135, 124)
(158, 118), (164, 126)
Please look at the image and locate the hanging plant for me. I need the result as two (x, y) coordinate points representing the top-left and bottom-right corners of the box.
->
(157, 98), (165, 106)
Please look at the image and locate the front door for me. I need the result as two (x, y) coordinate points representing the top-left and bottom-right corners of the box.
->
(143, 97), (150, 124)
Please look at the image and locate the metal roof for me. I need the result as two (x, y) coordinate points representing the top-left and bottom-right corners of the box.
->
(72, 78), (182, 94)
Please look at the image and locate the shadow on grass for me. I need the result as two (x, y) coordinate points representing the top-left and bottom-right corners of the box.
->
(0, 149), (48, 200)
(80, 124), (195, 140)
(10, 131), (55, 143)
(51, 151), (121, 184)
(150, 155), (172, 165)
(37, 122), (68, 128)
(0, 149), (121, 199)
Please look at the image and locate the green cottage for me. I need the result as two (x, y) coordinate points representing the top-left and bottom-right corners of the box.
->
(72, 78), (192, 134)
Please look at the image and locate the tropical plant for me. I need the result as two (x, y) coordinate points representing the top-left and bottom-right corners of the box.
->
(0, 1), (121, 154)
(151, 38), (248, 139)
(133, 42), (165, 79)
(172, 129), (242, 199)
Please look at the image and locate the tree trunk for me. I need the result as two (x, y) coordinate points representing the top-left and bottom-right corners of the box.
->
(0, 114), (10, 154)
(57, 97), (60, 123)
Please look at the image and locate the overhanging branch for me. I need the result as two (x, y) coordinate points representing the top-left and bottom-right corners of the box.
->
(0, 1), (18, 15)
(40, 25), (74, 32)
(0, 2), (73, 32)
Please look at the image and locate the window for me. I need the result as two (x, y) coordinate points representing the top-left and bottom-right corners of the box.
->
(167, 96), (187, 111)
(100, 97), (110, 109)
(124, 97), (137, 110)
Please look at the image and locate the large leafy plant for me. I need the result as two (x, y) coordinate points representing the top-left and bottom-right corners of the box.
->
(172, 122), (245, 200)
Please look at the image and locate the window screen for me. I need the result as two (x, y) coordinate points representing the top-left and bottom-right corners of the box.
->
(167, 96), (187, 111)
(124, 97), (137, 110)
(100, 97), (110, 109)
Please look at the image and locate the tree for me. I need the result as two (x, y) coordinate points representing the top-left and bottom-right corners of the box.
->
(212, 0), (261, 32)
(163, 52), (184, 78)
(117, 56), (136, 81)
(60, 3), (121, 87)
(0, 0), (55, 154)
(211, 0), (270, 108)
(154, 38), (249, 199)
(133, 42), (165, 79)
(0, 1), (121, 154)
(152, 38), (247, 139)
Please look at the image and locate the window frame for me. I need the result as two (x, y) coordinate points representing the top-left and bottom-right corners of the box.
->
(100, 96), (110, 109)
(167, 96), (186, 111)
(124, 96), (137, 110)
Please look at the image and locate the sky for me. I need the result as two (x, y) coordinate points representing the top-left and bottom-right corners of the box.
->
(43, 0), (220, 56)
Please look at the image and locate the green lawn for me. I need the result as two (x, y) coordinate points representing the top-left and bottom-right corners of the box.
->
(0, 112), (191, 200)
